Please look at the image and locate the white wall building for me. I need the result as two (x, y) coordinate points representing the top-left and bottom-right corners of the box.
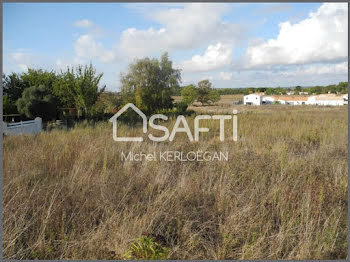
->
(306, 95), (345, 106)
(343, 94), (348, 105)
(262, 96), (275, 104)
(283, 97), (308, 105)
(244, 93), (348, 106)
(244, 94), (262, 105)
(264, 96), (308, 105)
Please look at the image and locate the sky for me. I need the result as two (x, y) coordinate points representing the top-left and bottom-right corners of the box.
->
(3, 3), (348, 91)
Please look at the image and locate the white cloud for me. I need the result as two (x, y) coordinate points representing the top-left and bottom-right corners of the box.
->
(56, 58), (65, 68)
(5, 51), (33, 72)
(74, 19), (94, 28)
(4, 4), (347, 90)
(120, 3), (244, 58)
(219, 71), (233, 80)
(4, 50), (57, 73)
(18, 64), (28, 71)
(73, 19), (117, 64)
(179, 43), (232, 72)
(280, 62), (348, 77)
(244, 3), (348, 68)
(228, 62), (348, 88)
(201, 75), (213, 81)
(11, 52), (31, 64)
(55, 58), (81, 70)
(74, 34), (116, 63)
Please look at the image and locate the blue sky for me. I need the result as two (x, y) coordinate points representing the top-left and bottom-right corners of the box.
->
(3, 3), (348, 91)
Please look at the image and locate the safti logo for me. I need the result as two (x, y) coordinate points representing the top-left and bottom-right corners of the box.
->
(109, 103), (238, 142)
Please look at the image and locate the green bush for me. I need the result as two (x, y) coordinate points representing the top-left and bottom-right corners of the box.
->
(181, 84), (198, 105)
(175, 101), (188, 114)
(123, 236), (169, 260)
(16, 85), (58, 121)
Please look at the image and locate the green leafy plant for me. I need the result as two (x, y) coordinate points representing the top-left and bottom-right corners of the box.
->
(175, 101), (188, 114)
(181, 84), (198, 105)
(123, 236), (169, 260)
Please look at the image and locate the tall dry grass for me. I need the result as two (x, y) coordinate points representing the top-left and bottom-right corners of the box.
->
(3, 105), (348, 259)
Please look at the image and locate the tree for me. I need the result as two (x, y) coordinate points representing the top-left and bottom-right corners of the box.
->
(21, 69), (57, 89)
(337, 82), (348, 94)
(3, 69), (58, 116)
(208, 89), (220, 104)
(313, 86), (323, 95)
(120, 52), (181, 114)
(3, 94), (18, 115)
(257, 87), (266, 93)
(2, 73), (27, 114)
(89, 92), (122, 119)
(92, 92), (121, 113)
(52, 69), (75, 109)
(265, 88), (276, 95)
(3, 73), (26, 101)
(53, 64), (105, 118)
(16, 85), (58, 121)
(196, 79), (220, 105)
(295, 86), (302, 93)
(197, 79), (211, 105)
(160, 52), (181, 90)
(175, 101), (188, 114)
(181, 84), (198, 105)
(170, 85), (182, 96)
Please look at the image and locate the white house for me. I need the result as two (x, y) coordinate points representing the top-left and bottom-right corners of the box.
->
(281, 96), (308, 105)
(262, 96), (275, 104)
(243, 93), (348, 106)
(243, 94), (263, 105)
(306, 94), (345, 106)
(343, 94), (348, 105)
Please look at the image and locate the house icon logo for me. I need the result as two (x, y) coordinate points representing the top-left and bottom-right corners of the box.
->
(110, 103), (238, 143)
(109, 103), (147, 141)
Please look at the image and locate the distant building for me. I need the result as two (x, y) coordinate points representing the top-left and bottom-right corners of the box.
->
(270, 96), (308, 105)
(307, 94), (346, 106)
(343, 94), (348, 105)
(286, 91), (294, 95)
(243, 93), (348, 106)
(262, 96), (275, 104)
(243, 94), (262, 105)
(299, 91), (309, 95)
(261, 96), (308, 105)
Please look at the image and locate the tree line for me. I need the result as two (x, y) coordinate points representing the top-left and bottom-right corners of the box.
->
(199, 83), (348, 96)
(3, 65), (109, 121)
(3, 52), (221, 123)
(3, 51), (348, 123)
(181, 80), (220, 105)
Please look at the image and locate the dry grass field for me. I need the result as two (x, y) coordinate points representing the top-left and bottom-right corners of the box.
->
(3, 104), (348, 259)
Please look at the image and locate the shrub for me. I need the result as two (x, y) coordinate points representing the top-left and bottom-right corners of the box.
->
(16, 85), (58, 121)
(123, 237), (169, 260)
(175, 101), (188, 114)
(181, 84), (198, 105)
